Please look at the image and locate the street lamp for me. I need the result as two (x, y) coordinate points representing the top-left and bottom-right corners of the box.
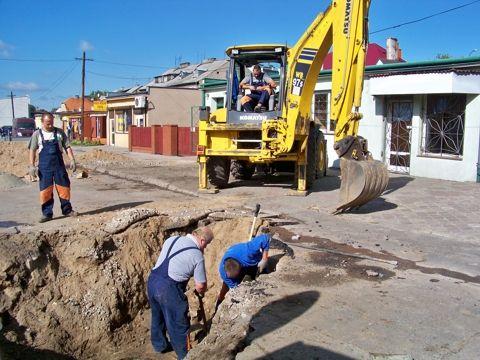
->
(468, 49), (478, 57)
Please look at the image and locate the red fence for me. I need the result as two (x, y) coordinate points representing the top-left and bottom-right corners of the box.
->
(130, 126), (152, 153)
(129, 125), (197, 156)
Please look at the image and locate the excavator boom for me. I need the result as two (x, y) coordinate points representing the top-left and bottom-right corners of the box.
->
(279, 0), (388, 211)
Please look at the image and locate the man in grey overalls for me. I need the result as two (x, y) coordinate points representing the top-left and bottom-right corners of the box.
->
(147, 227), (214, 359)
(240, 64), (277, 112)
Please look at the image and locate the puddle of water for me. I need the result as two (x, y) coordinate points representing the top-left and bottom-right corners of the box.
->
(273, 227), (480, 284)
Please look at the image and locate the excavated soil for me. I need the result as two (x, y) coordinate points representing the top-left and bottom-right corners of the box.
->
(0, 205), (279, 359)
(0, 142), (30, 178)
(76, 149), (135, 168)
(0, 143), (140, 179)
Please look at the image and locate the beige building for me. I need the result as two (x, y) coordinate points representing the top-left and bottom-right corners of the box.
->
(106, 86), (148, 147)
(146, 58), (228, 127)
(147, 88), (201, 127)
(105, 58), (228, 148)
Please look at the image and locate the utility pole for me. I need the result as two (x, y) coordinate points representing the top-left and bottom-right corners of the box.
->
(75, 51), (93, 142)
(10, 91), (15, 122)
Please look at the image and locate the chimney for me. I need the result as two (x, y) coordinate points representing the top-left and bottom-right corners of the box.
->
(386, 38), (399, 60)
(396, 48), (403, 61)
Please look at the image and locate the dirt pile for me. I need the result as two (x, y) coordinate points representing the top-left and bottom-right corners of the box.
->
(0, 172), (28, 190)
(0, 206), (271, 359)
(0, 142), (29, 177)
(77, 149), (135, 168)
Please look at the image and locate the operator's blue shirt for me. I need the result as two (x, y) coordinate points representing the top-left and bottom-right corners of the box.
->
(219, 234), (271, 289)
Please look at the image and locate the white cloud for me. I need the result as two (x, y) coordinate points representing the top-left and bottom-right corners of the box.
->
(79, 40), (94, 52)
(0, 39), (14, 57)
(1, 81), (41, 91)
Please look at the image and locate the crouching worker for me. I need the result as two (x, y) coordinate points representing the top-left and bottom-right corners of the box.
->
(147, 227), (214, 359)
(215, 230), (270, 311)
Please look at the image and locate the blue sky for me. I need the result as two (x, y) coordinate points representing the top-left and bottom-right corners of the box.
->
(0, 0), (479, 110)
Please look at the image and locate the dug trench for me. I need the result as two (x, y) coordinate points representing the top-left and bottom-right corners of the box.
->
(1, 204), (465, 359)
(0, 206), (291, 359)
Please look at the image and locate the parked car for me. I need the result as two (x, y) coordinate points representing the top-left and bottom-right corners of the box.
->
(0, 125), (12, 140)
(13, 117), (36, 137)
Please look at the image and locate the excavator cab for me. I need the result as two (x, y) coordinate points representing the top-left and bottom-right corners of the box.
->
(225, 45), (287, 124)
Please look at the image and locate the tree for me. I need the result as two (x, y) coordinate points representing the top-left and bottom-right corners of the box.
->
(435, 53), (451, 60)
(88, 90), (108, 99)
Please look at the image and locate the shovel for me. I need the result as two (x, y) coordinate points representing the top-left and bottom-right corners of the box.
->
(247, 204), (261, 241)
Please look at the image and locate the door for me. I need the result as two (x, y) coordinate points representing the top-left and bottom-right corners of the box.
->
(385, 99), (413, 174)
(110, 118), (115, 145)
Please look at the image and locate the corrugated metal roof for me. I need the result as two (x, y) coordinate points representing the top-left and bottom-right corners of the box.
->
(149, 59), (228, 88)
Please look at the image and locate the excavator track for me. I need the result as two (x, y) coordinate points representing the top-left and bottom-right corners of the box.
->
(335, 158), (389, 214)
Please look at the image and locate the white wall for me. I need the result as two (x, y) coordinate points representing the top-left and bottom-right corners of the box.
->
(0, 95), (30, 126)
(207, 76), (480, 182)
(370, 73), (480, 95)
(315, 78), (385, 168)
(205, 90), (226, 111)
(409, 94), (480, 182)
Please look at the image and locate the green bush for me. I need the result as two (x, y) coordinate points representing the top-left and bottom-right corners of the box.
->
(70, 139), (103, 146)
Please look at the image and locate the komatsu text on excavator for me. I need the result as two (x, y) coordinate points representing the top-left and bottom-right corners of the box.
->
(197, 0), (388, 212)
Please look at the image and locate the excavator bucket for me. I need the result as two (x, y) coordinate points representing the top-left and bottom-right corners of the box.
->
(335, 158), (389, 213)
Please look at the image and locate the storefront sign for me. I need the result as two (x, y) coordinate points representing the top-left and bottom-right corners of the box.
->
(93, 100), (107, 112)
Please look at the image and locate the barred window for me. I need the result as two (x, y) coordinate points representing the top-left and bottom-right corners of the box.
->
(313, 92), (334, 132)
(422, 94), (466, 157)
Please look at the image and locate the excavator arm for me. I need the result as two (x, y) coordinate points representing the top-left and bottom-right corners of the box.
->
(268, 0), (387, 211)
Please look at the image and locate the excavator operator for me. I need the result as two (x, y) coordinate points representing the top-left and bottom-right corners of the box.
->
(240, 64), (277, 112)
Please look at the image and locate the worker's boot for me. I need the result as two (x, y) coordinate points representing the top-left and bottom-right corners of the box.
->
(254, 104), (262, 112)
(39, 215), (52, 223)
(65, 210), (79, 217)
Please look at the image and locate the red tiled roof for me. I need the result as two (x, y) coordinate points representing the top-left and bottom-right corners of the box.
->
(322, 43), (401, 70)
(62, 97), (93, 112)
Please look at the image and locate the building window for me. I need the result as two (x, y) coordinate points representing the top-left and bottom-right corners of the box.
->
(212, 97), (225, 110)
(422, 94), (466, 158)
(313, 92), (334, 132)
(115, 109), (132, 133)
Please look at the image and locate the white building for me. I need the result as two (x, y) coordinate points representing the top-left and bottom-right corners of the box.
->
(0, 95), (31, 127)
(201, 56), (480, 183)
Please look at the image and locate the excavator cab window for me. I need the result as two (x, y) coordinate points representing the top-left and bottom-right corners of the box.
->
(226, 48), (286, 123)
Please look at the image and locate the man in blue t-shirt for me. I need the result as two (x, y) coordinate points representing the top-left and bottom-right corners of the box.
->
(216, 232), (270, 310)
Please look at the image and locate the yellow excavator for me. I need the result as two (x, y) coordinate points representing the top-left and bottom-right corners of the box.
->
(197, 0), (388, 212)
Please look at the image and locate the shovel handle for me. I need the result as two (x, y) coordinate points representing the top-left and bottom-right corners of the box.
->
(254, 204), (261, 217)
(248, 204), (261, 241)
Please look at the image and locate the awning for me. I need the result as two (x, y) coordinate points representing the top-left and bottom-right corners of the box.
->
(369, 72), (480, 95)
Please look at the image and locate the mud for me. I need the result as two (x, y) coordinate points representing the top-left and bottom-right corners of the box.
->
(308, 252), (396, 282)
(0, 205), (269, 359)
(273, 226), (480, 284)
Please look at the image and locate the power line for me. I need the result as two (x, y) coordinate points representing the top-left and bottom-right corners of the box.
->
(0, 57), (172, 69)
(371, 0), (480, 34)
(32, 62), (79, 101)
(93, 59), (170, 69)
(0, 58), (74, 63)
(86, 70), (151, 81)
